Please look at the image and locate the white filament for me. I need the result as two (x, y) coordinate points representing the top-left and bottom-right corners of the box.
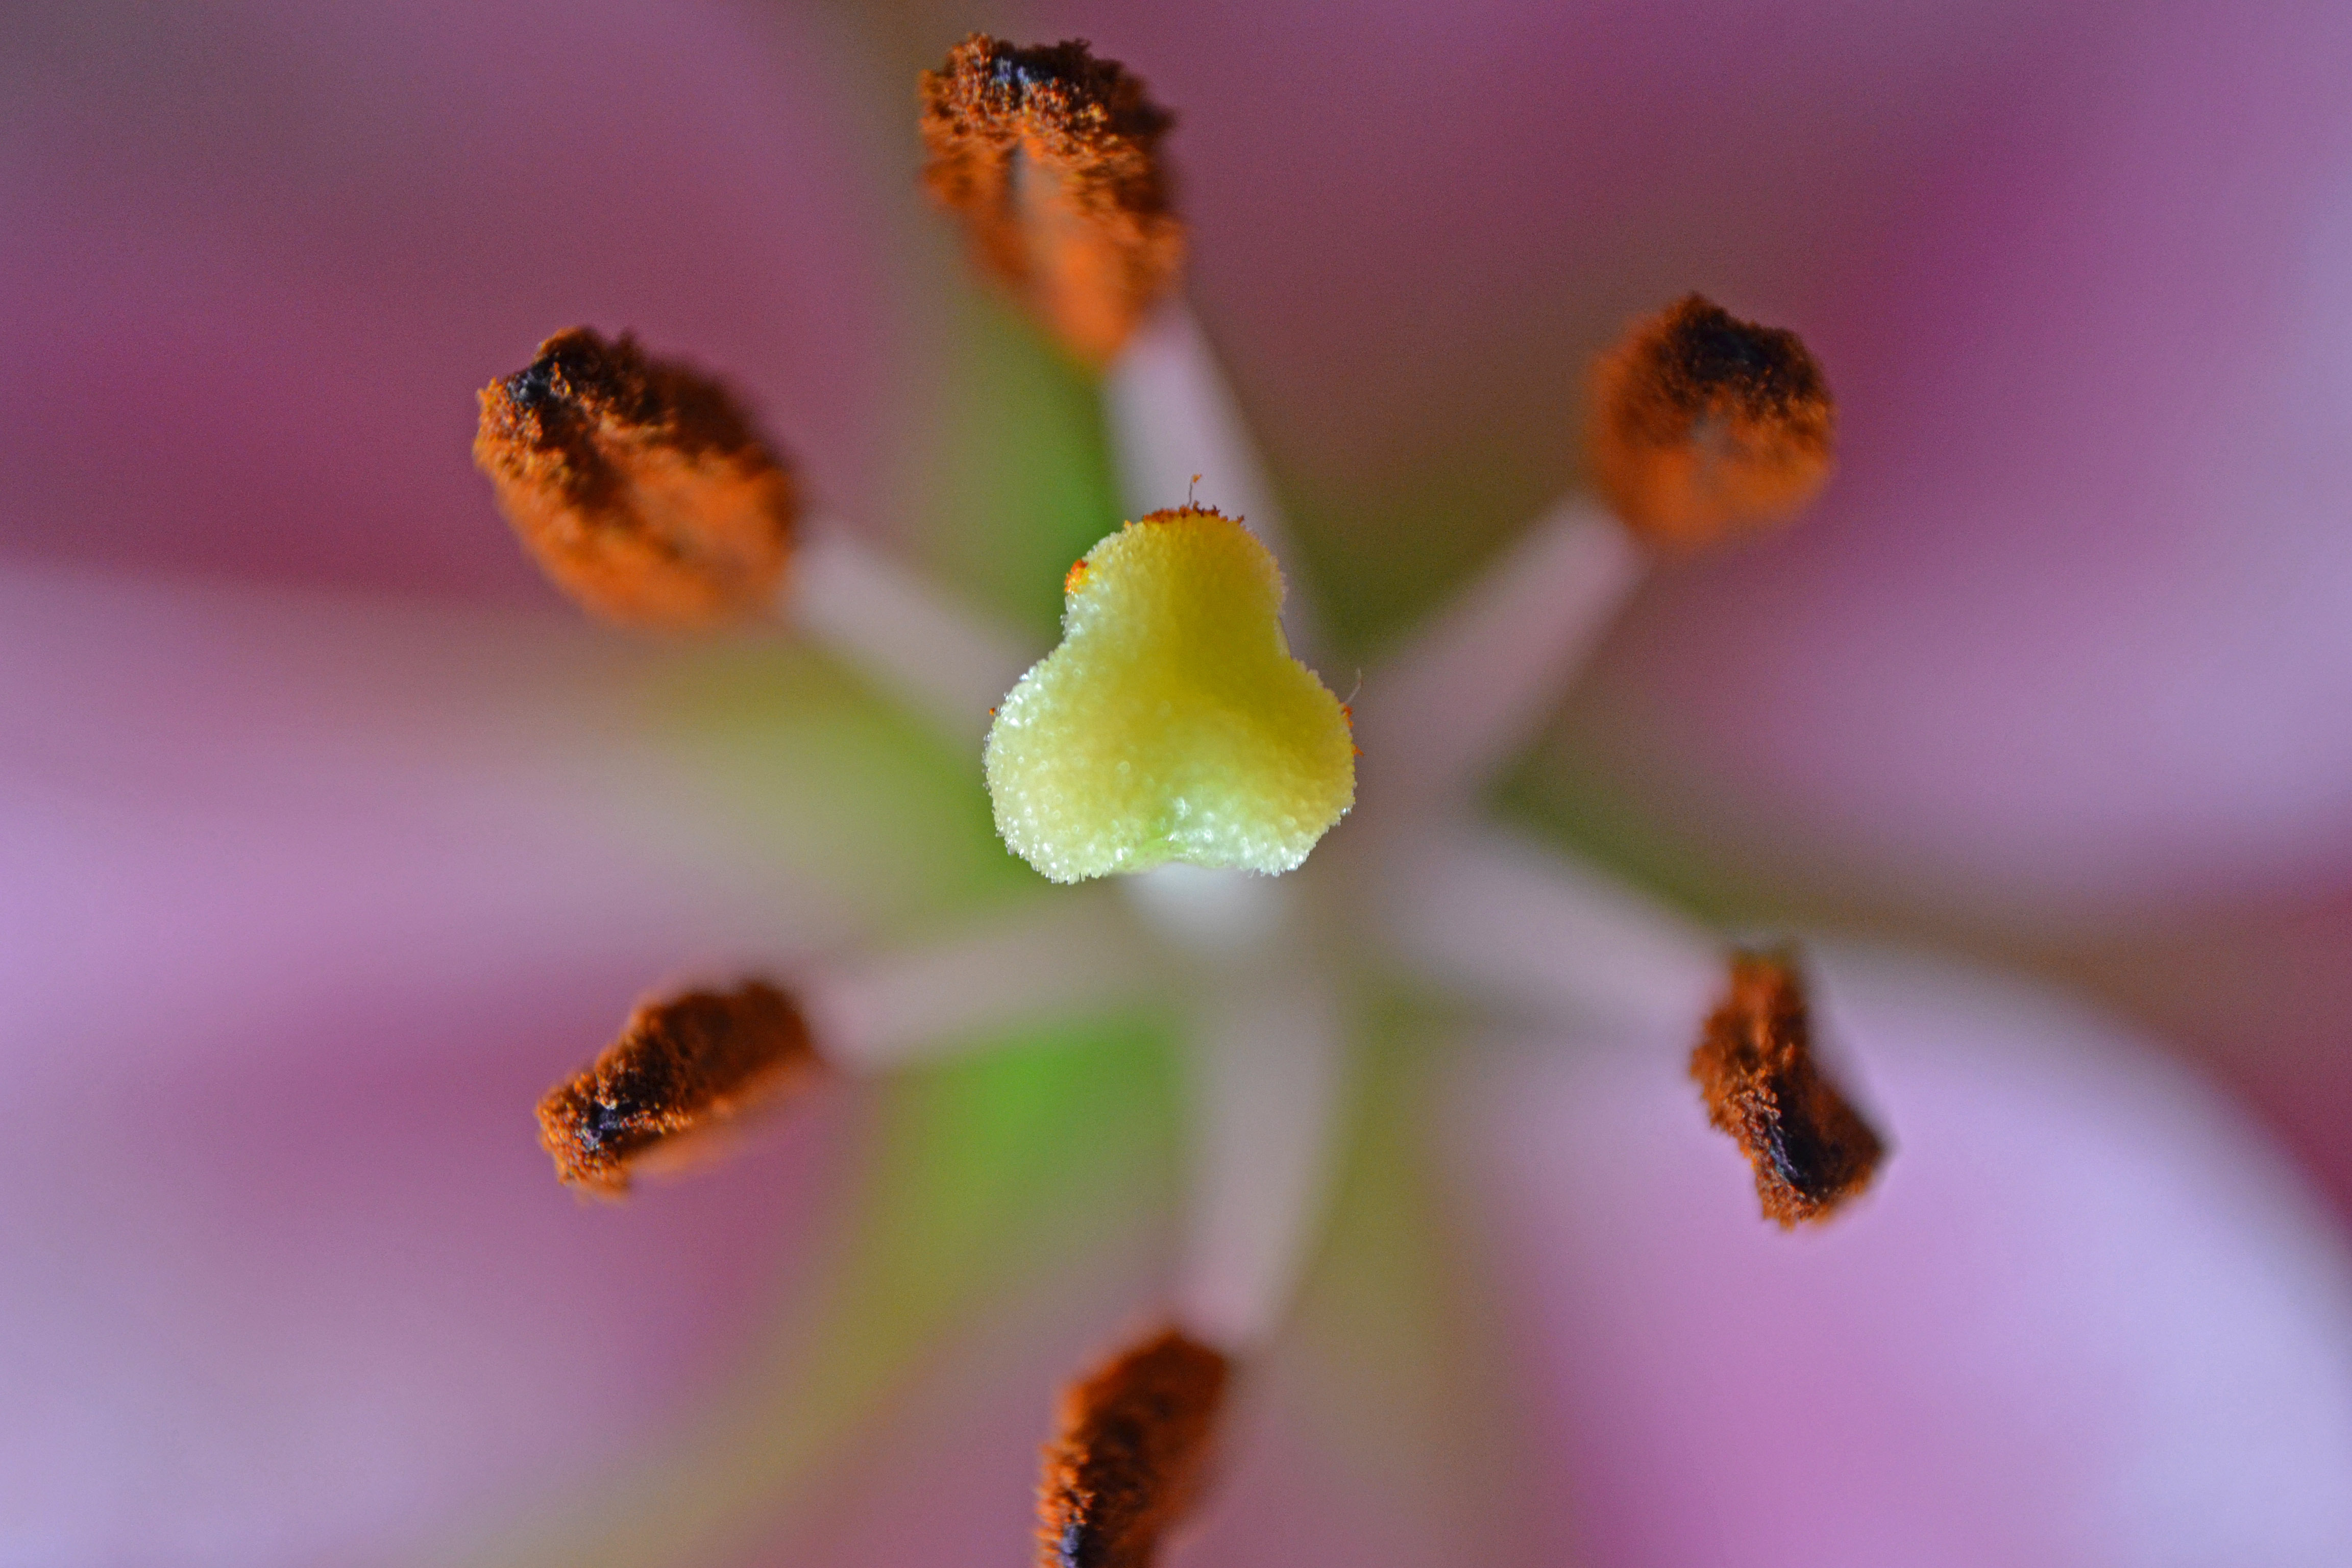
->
(1352, 498), (1644, 815)
(1105, 302), (1328, 668)
(1173, 970), (1349, 1353)
(800, 889), (1158, 1070)
(781, 524), (1041, 745)
(1121, 861), (1300, 961)
(1382, 823), (1721, 1041)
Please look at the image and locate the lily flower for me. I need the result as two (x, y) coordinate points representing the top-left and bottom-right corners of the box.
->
(5, 4), (2350, 1566)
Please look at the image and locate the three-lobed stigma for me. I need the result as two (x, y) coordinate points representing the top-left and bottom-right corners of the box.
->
(984, 506), (1356, 884)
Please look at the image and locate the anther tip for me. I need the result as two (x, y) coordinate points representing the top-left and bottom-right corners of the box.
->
(536, 979), (824, 1197)
(1690, 950), (1885, 1227)
(1036, 1328), (1231, 1568)
(919, 35), (1183, 366)
(473, 327), (797, 628)
(1588, 295), (1835, 550)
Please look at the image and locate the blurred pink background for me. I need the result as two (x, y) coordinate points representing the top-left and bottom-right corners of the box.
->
(5, 1), (2350, 1563)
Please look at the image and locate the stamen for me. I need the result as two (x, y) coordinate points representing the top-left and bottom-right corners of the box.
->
(984, 506), (1356, 883)
(1353, 497), (1643, 814)
(797, 888), (1161, 1071)
(1103, 304), (1326, 666)
(1587, 295), (1833, 549)
(1175, 974), (1347, 1353)
(1691, 951), (1885, 1227)
(536, 980), (822, 1197)
(1123, 861), (1297, 961)
(783, 522), (1042, 746)
(1382, 825), (1721, 1037)
(1037, 1328), (1231, 1568)
(920, 36), (1183, 365)
(475, 328), (797, 627)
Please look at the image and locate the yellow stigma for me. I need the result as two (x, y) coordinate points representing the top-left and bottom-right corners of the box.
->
(985, 507), (1356, 883)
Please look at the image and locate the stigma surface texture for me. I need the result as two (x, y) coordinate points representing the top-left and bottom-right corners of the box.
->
(984, 506), (1355, 883)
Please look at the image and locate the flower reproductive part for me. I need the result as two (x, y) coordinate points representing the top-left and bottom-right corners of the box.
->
(1588, 293), (1834, 550)
(536, 979), (824, 1197)
(473, 30), (1871, 1563)
(984, 505), (1356, 883)
(1690, 951), (1886, 1226)
(475, 327), (798, 628)
(920, 35), (1183, 365)
(1036, 1327), (1231, 1568)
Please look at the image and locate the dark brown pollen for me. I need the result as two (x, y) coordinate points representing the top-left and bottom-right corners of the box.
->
(1036, 1328), (1230, 1568)
(920, 35), (1182, 365)
(474, 328), (797, 627)
(536, 979), (823, 1197)
(1589, 295), (1834, 549)
(1690, 951), (1885, 1227)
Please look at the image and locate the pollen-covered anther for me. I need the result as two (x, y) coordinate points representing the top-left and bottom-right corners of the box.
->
(985, 505), (1356, 883)
(474, 327), (798, 628)
(536, 979), (823, 1198)
(1690, 951), (1885, 1227)
(1588, 294), (1834, 549)
(1037, 1328), (1231, 1568)
(919, 35), (1182, 365)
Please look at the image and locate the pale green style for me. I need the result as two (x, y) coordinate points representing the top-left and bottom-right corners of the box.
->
(984, 507), (1356, 883)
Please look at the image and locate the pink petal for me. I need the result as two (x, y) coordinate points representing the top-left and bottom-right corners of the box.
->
(0, 568), (864, 1560)
(1, 0), (892, 598)
(1579, 2), (2352, 908)
(2053, 887), (2352, 1224)
(1462, 946), (2352, 1567)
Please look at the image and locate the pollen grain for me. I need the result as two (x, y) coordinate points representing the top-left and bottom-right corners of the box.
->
(1690, 951), (1885, 1226)
(1588, 295), (1834, 549)
(474, 328), (797, 628)
(1037, 1328), (1230, 1568)
(920, 35), (1183, 365)
(536, 979), (822, 1198)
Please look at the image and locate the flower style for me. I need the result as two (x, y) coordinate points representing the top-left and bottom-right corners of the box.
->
(9, 4), (2352, 1565)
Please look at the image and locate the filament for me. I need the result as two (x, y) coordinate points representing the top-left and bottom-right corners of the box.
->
(1104, 302), (1328, 669)
(799, 888), (1159, 1070)
(1352, 498), (1643, 815)
(781, 522), (1041, 745)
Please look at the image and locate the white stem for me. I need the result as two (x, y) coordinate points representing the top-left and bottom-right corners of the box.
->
(1120, 862), (1301, 962)
(1381, 823), (1721, 1040)
(1173, 970), (1349, 1354)
(780, 524), (1042, 746)
(1104, 301), (1328, 668)
(1351, 499), (1644, 815)
(799, 889), (1158, 1071)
